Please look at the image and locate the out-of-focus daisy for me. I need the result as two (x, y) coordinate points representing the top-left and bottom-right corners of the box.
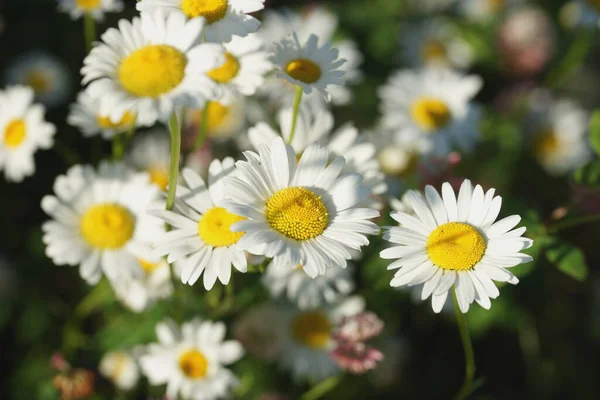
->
(99, 351), (140, 391)
(370, 128), (421, 180)
(126, 129), (171, 190)
(401, 19), (473, 70)
(274, 296), (365, 381)
(381, 179), (533, 313)
(459, 0), (522, 22)
(263, 262), (355, 310)
(151, 158), (248, 290)
(139, 318), (243, 400)
(41, 162), (164, 284)
(248, 106), (387, 206)
(136, 0), (265, 43)
(222, 137), (380, 278)
(389, 192), (414, 216)
(529, 99), (592, 176)
(271, 34), (346, 101)
(82, 10), (224, 126)
(5, 51), (70, 108)
(186, 99), (246, 142)
(67, 90), (138, 140)
(0, 86), (56, 182)
(57, 0), (124, 21)
(378, 68), (483, 156)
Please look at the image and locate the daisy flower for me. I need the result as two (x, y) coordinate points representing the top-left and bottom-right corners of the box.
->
(139, 318), (243, 400)
(273, 296), (365, 381)
(57, 0), (124, 21)
(262, 262), (355, 310)
(270, 33), (346, 101)
(81, 10), (224, 126)
(380, 179), (533, 313)
(126, 128), (171, 190)
(151, 158), (248, 290)
(222, 137), (380, 278)
(0, 85), (56, 182)
(136, 0), (265, 43)
(41, 162), (164, 285)
(5, 51), (70, 108)
(378, 68), (483, 156)
(99, 350), (140, 391)
(67, 90), (139, 140)
(186, 99), (246, 141)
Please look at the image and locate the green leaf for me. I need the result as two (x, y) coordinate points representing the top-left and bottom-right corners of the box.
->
(545, 239), (589, 281)
(573, 160), (600, 188)
(589, 110), (600, 156)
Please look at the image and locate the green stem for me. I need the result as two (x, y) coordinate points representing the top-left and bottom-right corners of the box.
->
(192, 103), (210, 153)
(545, 29), (593, 89)
(166, 112), (181, 212)
(83, 14), (95, 54)
(453, 290), (475, 400)
(288, 86), (303, 144)
(300, 375), (342, 400)
(548, 214), (600, 233)
(111, 134), (124, 161)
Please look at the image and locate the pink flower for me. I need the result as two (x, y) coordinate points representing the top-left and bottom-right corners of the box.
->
(331, 342), (384, 374)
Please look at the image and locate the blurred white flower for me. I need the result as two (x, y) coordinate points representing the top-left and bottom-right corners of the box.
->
(126, 129), (171, 191)
(57, 0), (124, 21)
(99, 350), (140, 391)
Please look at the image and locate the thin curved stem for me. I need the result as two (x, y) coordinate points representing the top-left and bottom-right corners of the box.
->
(300, 375), (342, 400)
(287, 86), (303, 145)
(83, 14), (95, 54)
(453, 289), (475, 400)
(166, 112), (181, 211)
(548, 214), (600, 233)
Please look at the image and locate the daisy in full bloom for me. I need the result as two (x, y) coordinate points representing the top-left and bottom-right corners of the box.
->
(381, 179), (533, 313)
(151, 158), (249, 290)
(99, 351), (140, 391)
(262, 262), (355, 310)
(378, 68), (483, 156)
(222, 137), (380, 278)
(136, 0), (265, 43)
(247, 106), (387, 206)
(57, 0), (124, 21)
(126, 128), (171, 190)
(5, 51), (70, 108)
(81, 10), (225, 126)
(271, 33), (346, 101)
(139, 318), (243, 400)
(67, 90), (139, 140)
(529, 98), (592, 176)
(273, 296), (365, 381)
(0, 86), (56, 182)
(186, 99), (246, 141)
(41, 162), (164, 285)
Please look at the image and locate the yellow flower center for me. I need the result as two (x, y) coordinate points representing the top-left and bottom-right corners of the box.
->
(147, 167), (169, 191)
(291, 311), (331, 349)
(285, 59), (322, 84)
(191, 101), (231, 135)
(421, 40), (448, 63)
(109, 352), (129, 381)
(266, 187), (329, 241)
(426, 222), (486, 271)
(3, 119), (26, 149)
(533, 129), (559, 160)
(198, 207), (246, 247)
(80, 204), (135, 249)
(118, 45), (187, 98)
(207, 52), (240, 83)
(410, 97), (452, 132)
(490, 0), (506, 12)
(178, 349), (208, 380)
(26, 70), (51, 93)
(75, 0), (101, 11)
(181, 0), (228, 23)
(138, 258), (161, 274)
(96, 112), (135, 130)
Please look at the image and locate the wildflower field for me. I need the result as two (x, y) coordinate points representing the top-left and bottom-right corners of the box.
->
(1, 0), (600, 399)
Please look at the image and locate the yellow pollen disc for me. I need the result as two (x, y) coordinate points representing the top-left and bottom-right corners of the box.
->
(285, 58), (322, 84)
(181, 0), (228, 23)
(421, 40), (448, 63)
(410, 97), (452, 132)
(110, 352), (128, 381)
(80, 204), (135, 249)
(178, 349), (208, 379)
(118, 45), (187, 98)
(191, 101), (230, 135)
(138, 258), (160, 274)
(198, 207), (246, 247)
(75, 0), (101, 11)
(26, 70), (51, 93)
(426, 222), (486, 271)
(96, 112), (135, 130)
(533, 129), (559, 160)
(291, 311), (331, 349)
(207, 52), (240, 83)
(3, 119), (27, 148)
(147, 167), (169, 191)
(266, 187), (329, 241)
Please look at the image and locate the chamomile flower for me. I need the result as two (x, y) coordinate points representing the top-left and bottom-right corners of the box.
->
(186, 99), (246, 141)
(57, 0), (124, 21)
(529, 99), (592, 176)
(139, 318), (243, 400)
(67, 90), (139, 140)
(0, 86), (56, 182)
(381, 179), (533, 313)
(263, 262), (355, 310)
(136, 0), (265, 43)
(271, 33), (346, 101)
(5, 51), (70, 108)
(222, 137), (380, 278)
(81, 10), (224, 126)
(274, 296), (365, 381)
(126, 129), (171, 190)
(378, 68), (483, 156)
(41, 162), (164, 285)
(99, 351), (140, 391)
(151, 158), (248, 290)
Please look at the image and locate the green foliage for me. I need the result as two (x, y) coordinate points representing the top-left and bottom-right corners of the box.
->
(589, 110), (600, 156)
(573, 160), (600, 188)
(545, 238), (589, 282)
